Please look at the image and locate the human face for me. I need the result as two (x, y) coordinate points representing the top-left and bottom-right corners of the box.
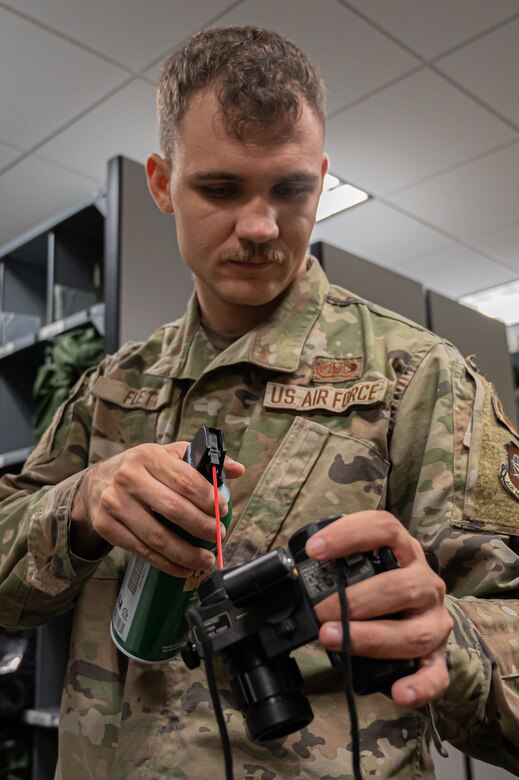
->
(147, 88), (328, 335)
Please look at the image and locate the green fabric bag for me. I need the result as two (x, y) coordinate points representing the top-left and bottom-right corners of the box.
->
(32, 326), (104, 441)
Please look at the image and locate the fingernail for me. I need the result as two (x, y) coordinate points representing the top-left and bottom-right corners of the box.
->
(203, 552), (216, 569)
(221, 503), (229, 517)
(403, 687), (417, 704)
(306, 536), (327, 557)
(325, 625), (342, 644)
(219, 523), (227, 538)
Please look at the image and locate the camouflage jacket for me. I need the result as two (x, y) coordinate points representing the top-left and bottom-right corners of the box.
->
(0, 258), (518, 779)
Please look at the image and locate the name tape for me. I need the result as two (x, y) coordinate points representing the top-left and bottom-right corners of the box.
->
(93, 376), (172, 410)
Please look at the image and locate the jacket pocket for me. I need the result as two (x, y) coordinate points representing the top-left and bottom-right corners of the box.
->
(226, 415), (389, 562)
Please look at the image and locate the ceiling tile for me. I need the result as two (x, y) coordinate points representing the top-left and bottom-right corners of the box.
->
(345, 0), (519, 60)
(35, 80), (157, 181)
(0, 143), (22, 171)
(311, 200), (450, 267)
(326, 70), (515, 196)
(0, 157), (99, 239)
(1, 0), (236, 72)
(2, 0), (518, 304)
(469, 221), (519, 270)
(437, 18), (519, 126)
(397, 244), (518, 297)
(389, 141), (519, 239)
(0, 231), (14, 251)
(0, 7), (128, 150)
(204, 0), (419, 115)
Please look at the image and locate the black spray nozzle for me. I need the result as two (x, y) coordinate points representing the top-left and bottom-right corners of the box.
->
(182, 426), (227, 486)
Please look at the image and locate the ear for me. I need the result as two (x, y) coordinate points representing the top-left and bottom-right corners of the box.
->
(320, 153), (330, 192)
(146, 154), (174, 214)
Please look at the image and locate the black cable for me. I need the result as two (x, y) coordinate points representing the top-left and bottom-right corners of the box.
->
(188, 610), (234, 780)
(334, 560), (363, 780)
(188, 564), (362, 780)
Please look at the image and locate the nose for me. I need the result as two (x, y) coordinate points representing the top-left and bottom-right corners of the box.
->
(235, 198), (279, 244)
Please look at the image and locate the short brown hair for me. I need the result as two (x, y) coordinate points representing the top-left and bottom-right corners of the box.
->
(157, 26), (326, 159)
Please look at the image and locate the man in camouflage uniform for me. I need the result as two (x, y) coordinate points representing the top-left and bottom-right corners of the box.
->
(1, 26), (518, 780)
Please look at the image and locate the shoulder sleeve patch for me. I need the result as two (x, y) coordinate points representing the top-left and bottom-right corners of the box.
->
(459, 370), (519, 537)
(501, 441), (519, 502)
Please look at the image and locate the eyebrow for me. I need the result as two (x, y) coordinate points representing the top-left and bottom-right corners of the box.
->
(189, 171), (320, 185)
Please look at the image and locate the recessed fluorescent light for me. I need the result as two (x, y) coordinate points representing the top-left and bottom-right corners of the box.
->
(460, 279), (519, 326)
(316, 173), (369, 222)
(323, 173), (340, 190)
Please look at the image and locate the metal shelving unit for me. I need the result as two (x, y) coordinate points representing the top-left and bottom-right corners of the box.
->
(0, 155), (194, 780)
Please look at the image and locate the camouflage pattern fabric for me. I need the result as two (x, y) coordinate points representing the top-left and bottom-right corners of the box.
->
(0, 257), (518, 779)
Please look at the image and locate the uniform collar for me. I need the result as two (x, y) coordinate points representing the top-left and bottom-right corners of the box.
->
(146, 256), (328, 379)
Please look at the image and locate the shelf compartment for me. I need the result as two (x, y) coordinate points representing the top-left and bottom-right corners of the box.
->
(0, 233), (49, 327)
(50, 205), (103, 322)
(0, 304), (105, 361)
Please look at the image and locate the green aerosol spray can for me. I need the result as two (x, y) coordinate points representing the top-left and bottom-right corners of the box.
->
(110, 426), (231, 663)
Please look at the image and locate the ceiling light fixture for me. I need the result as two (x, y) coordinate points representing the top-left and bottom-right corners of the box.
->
(316, 173), (369, 222)
(460, 279), (519, 326)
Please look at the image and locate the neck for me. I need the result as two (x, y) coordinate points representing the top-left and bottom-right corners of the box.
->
(201, 319), (238, 351)
(198, 298), (281, 338)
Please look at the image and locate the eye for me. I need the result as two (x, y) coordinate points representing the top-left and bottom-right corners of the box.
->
(274, 184), (312, 201)
(199, 184), (238, 200)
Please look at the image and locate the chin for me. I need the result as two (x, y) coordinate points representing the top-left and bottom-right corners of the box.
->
(218, 281), (285, 308)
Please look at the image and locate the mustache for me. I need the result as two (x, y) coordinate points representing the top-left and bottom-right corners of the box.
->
(219, 246), (285, 264)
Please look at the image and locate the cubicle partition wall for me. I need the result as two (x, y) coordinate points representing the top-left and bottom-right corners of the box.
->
(427, 288), (517, 426)
(312, 241), (518, 426)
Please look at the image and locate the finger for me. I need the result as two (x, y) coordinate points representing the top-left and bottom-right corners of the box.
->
(162, 442), (244, 481)
(147, 482), (222, 543)
(391, 646), (450, 708)
(98, 480), (221, 556)
(154, 445), (244, 516)
(161, 442), (244, 493)
(147, 447), (220, 515)
(315, 561), (445, 622)
(319, 605), (451, 661)
(162, 441), (190, 458)
(95, 503), (216, 576)
(114, 444), (222, 518)
(305, 511), (426, 568)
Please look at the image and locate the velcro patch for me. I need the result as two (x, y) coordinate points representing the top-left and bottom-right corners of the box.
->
(501, 441), (519, 502)
(312, 356), (363, 383)
(264, 379), (388, 413)
(459, 372), (519, 536)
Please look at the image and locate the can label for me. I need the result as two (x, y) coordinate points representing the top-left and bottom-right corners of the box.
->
(112, 557), (151, 641)
(111, 487), (232, 663)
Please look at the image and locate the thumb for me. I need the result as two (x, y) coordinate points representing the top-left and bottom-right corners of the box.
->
(224, 455), (245, 479)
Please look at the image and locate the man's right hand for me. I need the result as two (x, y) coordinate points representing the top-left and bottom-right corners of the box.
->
(69, 442), (244, 575)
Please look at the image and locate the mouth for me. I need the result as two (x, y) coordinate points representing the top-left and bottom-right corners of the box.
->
(226, 258), (277, 274)
(221, 249), (285, 266)
(230, 255), (270, 265)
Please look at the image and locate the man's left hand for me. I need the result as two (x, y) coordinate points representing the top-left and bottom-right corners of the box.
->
(305, 511), (453, 709)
